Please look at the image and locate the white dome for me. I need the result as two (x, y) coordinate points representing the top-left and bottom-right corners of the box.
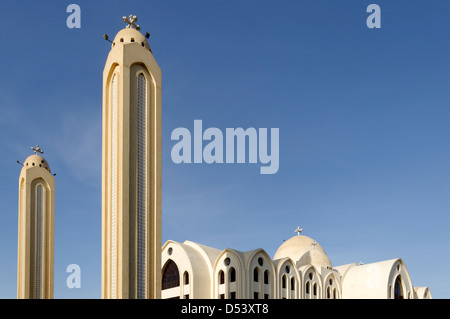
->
(274, 235), (332, 269)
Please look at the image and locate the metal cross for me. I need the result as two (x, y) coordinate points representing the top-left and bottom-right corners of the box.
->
(294, 226), (303, 236)
(122, 15), (140, 30)
(31, 145), (44, 155)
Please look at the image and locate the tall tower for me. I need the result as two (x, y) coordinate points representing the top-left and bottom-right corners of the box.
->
(102, 15), (162, 299)
(17, 146), (55, 299)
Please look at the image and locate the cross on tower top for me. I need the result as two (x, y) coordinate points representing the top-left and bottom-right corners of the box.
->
(294, 226), (303, 236)
(31, 145), (44, 155)
(122, 15), (140, 30)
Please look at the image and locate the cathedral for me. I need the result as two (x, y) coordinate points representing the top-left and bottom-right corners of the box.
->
(16, 15), (432, 299)
(161, 232), (432, 299)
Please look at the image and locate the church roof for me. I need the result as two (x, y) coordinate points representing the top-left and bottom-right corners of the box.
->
(183, 240), (222, 268)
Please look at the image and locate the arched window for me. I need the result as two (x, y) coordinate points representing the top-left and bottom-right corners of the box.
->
(264, 270), (269, 285)
(327, 287), (331, 299)
(394, 276), (404, 299)
(229, 267), (236, 283)
(253, 268), (259, 282)
(313, 283), (317, 296)
(162, 260), (180, 290)
(183, 271), (189, 285)
(306, 281), (310, 294)
(219, 270), (225, 285)
(282, 275), (286, 289)
(291, 277), (295, 291)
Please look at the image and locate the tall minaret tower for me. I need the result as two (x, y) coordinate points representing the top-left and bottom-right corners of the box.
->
(17, 146), (55, 299)
(102, 15), (162, 299)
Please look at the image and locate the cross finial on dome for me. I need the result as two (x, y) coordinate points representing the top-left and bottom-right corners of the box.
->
(294, 226), (303, 236)
(31, 145), (44, 155)
(311, 241), (317, 249)
(122, 15), (140, 30)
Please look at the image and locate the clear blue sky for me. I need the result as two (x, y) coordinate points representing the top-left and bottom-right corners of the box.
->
(0, 0), (449, 298)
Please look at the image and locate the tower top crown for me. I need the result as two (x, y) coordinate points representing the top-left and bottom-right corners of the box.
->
(111, 26), (151, 52)
(23, 154), (51, 173)
(103, 14), (152, 52)
(20, 145), (51, 173)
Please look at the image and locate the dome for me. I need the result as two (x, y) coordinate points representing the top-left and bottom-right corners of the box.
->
(23, 154), (51, 173)
(274, 235), (332, 269)
(112, 28), (151, 51)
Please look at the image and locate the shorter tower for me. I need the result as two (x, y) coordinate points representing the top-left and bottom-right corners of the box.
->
(17, 146), (55, 299)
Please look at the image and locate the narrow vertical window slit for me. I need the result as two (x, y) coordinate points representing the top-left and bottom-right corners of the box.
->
(35, 184), (43, 299)
(111, 74), (118, 298)
(137, 73), (147, 299)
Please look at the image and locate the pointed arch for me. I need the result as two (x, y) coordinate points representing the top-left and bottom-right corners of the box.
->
(394, 275), (404, 299)
(219, 270), (225, 285)
(323, 272), (340, 299)
(275, 257), (300, 299)
(247, 249), (276, 299)
(213, 248), (245, 299)
(162, 259), (180, 290)
(301, 265), (321, 299)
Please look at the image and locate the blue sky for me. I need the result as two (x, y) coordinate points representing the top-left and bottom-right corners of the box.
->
(0, 0), (449, 298)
